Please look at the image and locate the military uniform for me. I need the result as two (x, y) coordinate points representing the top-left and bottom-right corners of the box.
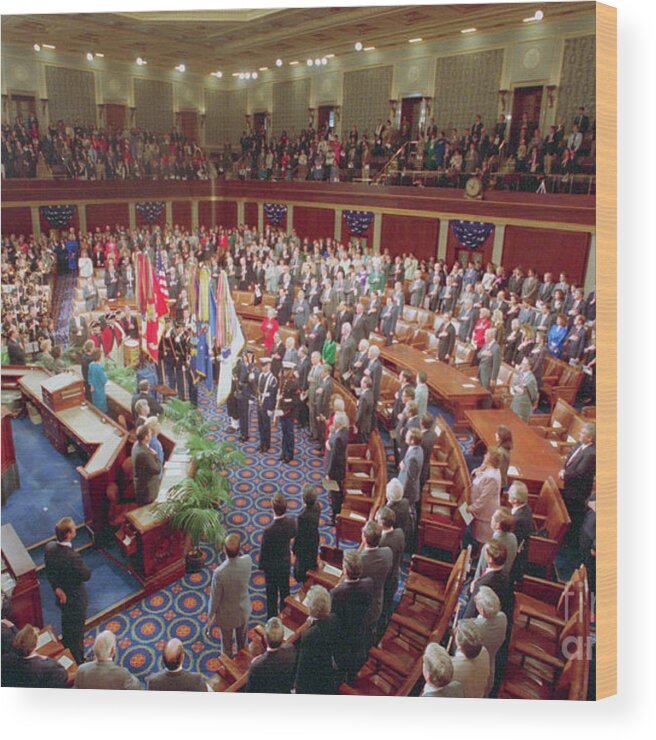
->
(278, 368), (300, 463)
(158, 323), (177, 390)
(256, 361), (278, 452)
(235, 353), (257, 441)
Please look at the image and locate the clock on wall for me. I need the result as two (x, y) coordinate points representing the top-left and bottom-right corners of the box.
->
(465, 176), (484, 200)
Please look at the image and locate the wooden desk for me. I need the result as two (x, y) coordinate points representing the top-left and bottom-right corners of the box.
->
(379, 344), (490, 431)
(1, 406), (19, 500)
(36, 626), (77, 686)
(1, 523), (43, 628)
(235, 302), (268, 322)
(465, 409), (564, 492)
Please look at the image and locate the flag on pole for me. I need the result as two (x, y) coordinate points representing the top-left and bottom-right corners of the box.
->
(142, 248), (169, 362)
(215, 271), (245, 406)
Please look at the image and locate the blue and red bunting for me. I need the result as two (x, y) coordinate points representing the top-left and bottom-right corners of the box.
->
(40, 205), (77, 229)
(136, 201), (165, 223)
(263, 203), (287, 225)
(450, 220), (494, 250)
(343, 209), (374, 236)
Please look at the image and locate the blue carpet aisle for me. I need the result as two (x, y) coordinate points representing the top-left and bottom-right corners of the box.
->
(53, 272), (77, 345)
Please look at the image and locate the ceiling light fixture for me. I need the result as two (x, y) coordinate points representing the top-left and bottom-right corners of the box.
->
(461, 28), (477, 34)
(232, 72), (240, 77)
(326, 54), (335, 59)
(259, 66), (268, 71)
(364, 46), (375, 51)
(136, 57), (145, 65)
(86, 52), (93, 61)
(43, 44), (56, 49)
(409, 38), (423, 43)
(321, 57), (328, 65)
(523, 10), (545, 23)
(276, 58), (283, 67)
(95, 53), (104, 58)
(354, 41), (363, 51)
(314, 58), (321, 66)
(176, 64), (186, 72)
(307, 58), (314, 66)
(252, 72), (258, 79)
(289, 60), (299, 65)
(34, 44), (41, 52)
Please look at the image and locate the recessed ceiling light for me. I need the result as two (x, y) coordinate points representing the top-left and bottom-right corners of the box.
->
(34, 44), (41, 52)
(409, 38), (423, 43)
(321, 57), (328, 65)
(364, 46), (375, 51)
(95, 53), (104, 58)
(307, 59), (314, 66)
(314, 58), (321, 66)
(524, 10), (545, 23)
(43, 44), (56, 49)
(354, 41), (363, 51)
(461, 28), (477, 34)
(289, 60), (299, 65)
(176, 64), (186, 72)
(136, 57), (144, 65)
(276, 58), (283, 67)
(252, 72), (258, 79)
(86, 52), (93, 61)
(259, 66), (268, 71)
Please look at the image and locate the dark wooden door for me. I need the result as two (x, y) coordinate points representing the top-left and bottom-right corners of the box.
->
(253, 112), (267, 134)
(318, 105), (334, 134)
(105, 103), (127, 132)
(401, 96), (422, 139)
(10, 94), (36, 124)
(179, 111), (198, 142)
(510, 86), (543, 147)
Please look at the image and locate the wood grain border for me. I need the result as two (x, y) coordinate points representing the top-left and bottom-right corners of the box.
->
(595, 1), (617, 700)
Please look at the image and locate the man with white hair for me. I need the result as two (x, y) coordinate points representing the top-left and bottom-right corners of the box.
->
(477, 327), (501, 392)
(473, 586), (507, 696)
(385, 478), (411, 542)
(451, 619), (490, 698)
(364, 344), (382, 409)
(421, 643), (464, 697)
(559, 422), (596, 541)
(338, 321), (357, 381)
(246, 617), (296, 693)
(295, 585), (339, 694)
(74, 630), (142, 690)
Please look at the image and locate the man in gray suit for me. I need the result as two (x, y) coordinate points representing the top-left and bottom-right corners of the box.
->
(360, 521), (393, 646)
(147, 639), (208, 691)
(477, 328), (501, 392)
(398, 427), (424, 534)
(338, 322), (356, 382)
(314, 364), (334, 452)
(74, 631), (142, 690)
(207, 533), (253, 657)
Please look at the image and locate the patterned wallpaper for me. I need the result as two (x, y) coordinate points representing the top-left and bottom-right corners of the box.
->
(556, 35), (596, 130)
(433, 49), (504, 135)
(134, 78), (173, 132)
(204, 89), (246, 146)
(272, 78), (310, 138)
(45, 66), (96, 125)
(342, 66), (393, 138)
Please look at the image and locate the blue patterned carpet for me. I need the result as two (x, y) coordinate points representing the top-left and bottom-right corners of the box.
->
(53, 272), (77, 345)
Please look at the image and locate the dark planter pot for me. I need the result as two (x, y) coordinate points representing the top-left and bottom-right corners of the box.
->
(186, 549), (204, 572)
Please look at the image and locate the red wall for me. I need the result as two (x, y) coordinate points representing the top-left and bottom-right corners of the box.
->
(216, 200), (238, 230)
(198, 200), (214, 229)
(85, 203), (130, 232)
(2, 207), (33, 237)
(446, 223), (496, 267)
(502, 226), (591, 286)
(172, 201), (192, 230)
(293, 206), (335, 241)
(381, 214), (440, 261)
(244, 202), (258, 229)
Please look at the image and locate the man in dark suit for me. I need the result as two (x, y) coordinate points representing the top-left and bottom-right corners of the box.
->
(68, 306), (88, 347)
(351, 303), (368, 345)
(477, 328), (501, 392)
(330, 550), (373, 681)
(360, 521), (393, 645)
(463, 540), (509, 619)
(44, 517), (91, 665)
(436, 312), (456, 362)
(6, 329), (26, 365)
(325, 411), (349, 524)
(574, 106), (590, 134)
(294, 585), (339, 694)
(1, 625), (68, 688)
(508, 481), (534, 585)
(314, 364), (334, 453)
(379, 297), (398, 346)
(246, 617), (297, 693)
(147, 639), (208, 691)
(355, 376), (374, 442)
(259, 493), (297, 619)
(419, 413), (437, 494)
(377, 507), (405, 629)
(364, 345), (383, 410)
(131, 379), (163, 418)
(80, 339), (95, 401)
(338, 322), (357, 382)
(292, 485), (321, 583)
(559, 423), (596, 540)
(133, 425), (162, 506)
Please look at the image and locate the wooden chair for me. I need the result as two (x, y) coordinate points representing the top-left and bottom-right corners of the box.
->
(452, 340), (476, 370)
(408, 329), (429, 350)
(525, 477), (571, 577)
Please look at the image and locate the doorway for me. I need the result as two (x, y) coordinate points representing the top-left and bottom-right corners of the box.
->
(253, 112), (268, 134)
(401, 96), (422, 139)
(105, 103), (127, 132)
(510, 85), (544, 148)
(9, 94), (36, 125)
(318, 105), (335, 135)
(179, 111), (198, 142)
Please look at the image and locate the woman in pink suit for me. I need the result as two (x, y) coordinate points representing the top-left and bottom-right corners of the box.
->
(260, 306), (279, 354)
(463, 448), (502, 558)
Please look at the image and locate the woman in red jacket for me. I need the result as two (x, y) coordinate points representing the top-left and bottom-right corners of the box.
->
(472, 308), (492, 350)
(260, 306), (279, 353)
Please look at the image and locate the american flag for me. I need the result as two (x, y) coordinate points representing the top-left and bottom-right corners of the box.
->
(155, 244), (169, 303)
